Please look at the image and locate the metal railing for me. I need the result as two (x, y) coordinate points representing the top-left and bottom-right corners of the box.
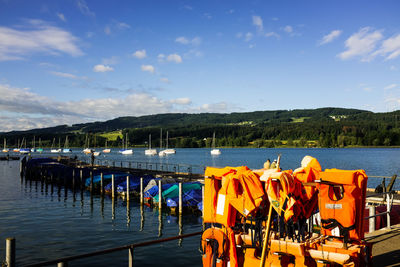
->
(365, 191), (396, 233)
(4, 231), (202, 267)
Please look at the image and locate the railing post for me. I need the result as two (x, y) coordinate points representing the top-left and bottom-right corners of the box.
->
(58, 262), (68, 267)
(6, 237), (15, 267)
(369, 205), (375, 233)
(100, 172), (104, 195)
(90, 171), (93, 192)
(112, 174), (115, 199)
(80, 169), (83, 188)
(129, 247), (134, 267)
(140, 177), (144, 205)
(179, 182), (183, 215)
(127, 175), (130, 201)
(158, 179), (162, 210)
(387, 192), (391, 230)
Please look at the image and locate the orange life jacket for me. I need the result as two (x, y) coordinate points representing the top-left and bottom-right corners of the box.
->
(201, 227), (229, 267)
(266, 171), (303, 222)
(293, 156), (322, 219)
(318, 169), (368, 241)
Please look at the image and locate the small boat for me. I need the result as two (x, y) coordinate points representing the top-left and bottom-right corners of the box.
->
(119, 133), (133, 155)
(145, 134), (157, 155)
(2, 138), (9, 153)
(50, 138), (61, 153)
(36, 138), (43, 153)
(82, 134), (92, 154)
(210, 132), (221, 155)
(93, 151), (101, 157)
(103, 140), (111, 153)
(159, 130), (176, 156)
(63, 136), (72, 153)
(20, 138), (30, 154)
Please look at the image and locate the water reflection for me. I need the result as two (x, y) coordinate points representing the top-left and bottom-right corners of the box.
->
(140, 204), (145, 231)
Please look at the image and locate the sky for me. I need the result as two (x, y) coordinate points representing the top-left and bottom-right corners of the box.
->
(0, 0), (400, 132)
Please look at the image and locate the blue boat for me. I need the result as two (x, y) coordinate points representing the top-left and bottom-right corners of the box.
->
(84, 172), (128, 187)
(153, 182), (202, 203)
(116, 175), (154, 194)
(165, 188), (202, 208)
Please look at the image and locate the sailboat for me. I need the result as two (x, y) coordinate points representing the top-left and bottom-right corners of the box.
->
(13, 138), (20, 152)
(82, 134), (92, 154)
(103, 140), (111, 153)
(50, 138), (61, 153)
(63, 136), (72, 153)
(210, 132), (221, 155)
(145, 134), (157, 155)
(119, 133), (133, 155)
(36, 138), (43, 153)
(2, 138), (9, 153)
(159, 130), (176, 156)
(19, 137), (30, 154)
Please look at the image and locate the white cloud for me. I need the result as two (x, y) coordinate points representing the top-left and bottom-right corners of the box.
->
(170, 98), (191, 105)
(167, 53), (182, 63)
(117, 22), (130, 30)
(203, 13), (212, 19)
(175, 36), (201, 46)
(157, 54), (165, 62)
(104, 26), (111, 35)
(0, 20), (83, 61)
(93, 64), (114, 72)
(252, 15), (263, 32)
(76, 0), (95, 17)
(338, 27), (383, 61)
(373, 34), (400, 60)
(176, 36), (189, 44)
(0, 83), (232, 131)
(283, 25), (293, 33)
(160, 77), (170, 83)
(102, 56), (118, 65)
(319, 30), (342, 45)
(384, 84), (397, 90)
(245, 32), (253, 42)
(132, 49), (147, 59)
(57, 13), (66, 22)
(50, 71), (78, 79)
(141, 64), (155, 73)
(390, 65), (398, 71)
(265, 32), (280, 39)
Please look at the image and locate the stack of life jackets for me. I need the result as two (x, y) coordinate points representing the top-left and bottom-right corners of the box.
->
(202, 166), (266, 267)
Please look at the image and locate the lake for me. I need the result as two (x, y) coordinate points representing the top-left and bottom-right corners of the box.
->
(0, 148), (399, 266)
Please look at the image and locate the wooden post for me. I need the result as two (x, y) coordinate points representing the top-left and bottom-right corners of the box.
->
(126, 175), (130, 201)
(6, 237), (15, 267)
(129, 247), (134, 267)
(387, 193), (391, 230)
(80, 169), (83, 188)
(57, 262), (68, 267)
(112, 174), (115, 198)
(140, 177), (144, 205)
(90, 171), (93, 192)
(100, 172), (104, 195)
(179, 182), (183, 215)
(369, 205), (376, 233)
(158, 179), (162, 210)
(72, 169), (75, 189)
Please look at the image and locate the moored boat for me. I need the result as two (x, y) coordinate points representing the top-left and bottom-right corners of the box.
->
(145, 134), (157, 155)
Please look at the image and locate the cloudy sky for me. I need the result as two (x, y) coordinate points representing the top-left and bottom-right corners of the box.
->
(0, 0), (400, 132)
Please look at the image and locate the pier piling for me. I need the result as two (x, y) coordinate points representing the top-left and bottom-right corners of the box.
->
(126, 175), (130, 201)
(6, 237), (15, 267)
(179, 182), (182, 215)
(112, 174), (115, 198)
(140, 177), (144, 205)
(158, 179), (162, 211)
(100, 172), (104, 195)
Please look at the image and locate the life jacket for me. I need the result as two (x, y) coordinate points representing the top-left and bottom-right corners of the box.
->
(265, 171), (303, 223)
(293, 156), (321, 219)
(201, 227), (229, 267)
(318, 169), (368, 241)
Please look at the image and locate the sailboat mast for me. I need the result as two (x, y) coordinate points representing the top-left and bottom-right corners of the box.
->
(149, 134), (151, 149)
(166, 131), (169, 149)
(160, 129), (163, 149)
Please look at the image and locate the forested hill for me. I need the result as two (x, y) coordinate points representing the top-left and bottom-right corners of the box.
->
(2, 107), (400, 148)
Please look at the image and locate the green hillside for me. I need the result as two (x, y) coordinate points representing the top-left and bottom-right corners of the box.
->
(2, 107), (399, 148)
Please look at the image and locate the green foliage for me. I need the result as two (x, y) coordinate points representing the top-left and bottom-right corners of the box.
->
(3, 108), (400, 148)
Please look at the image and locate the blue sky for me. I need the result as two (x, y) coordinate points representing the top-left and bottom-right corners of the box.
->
(0, 0), (400, 131)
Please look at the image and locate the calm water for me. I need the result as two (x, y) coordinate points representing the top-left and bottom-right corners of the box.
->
(1, 148), (399, 266)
